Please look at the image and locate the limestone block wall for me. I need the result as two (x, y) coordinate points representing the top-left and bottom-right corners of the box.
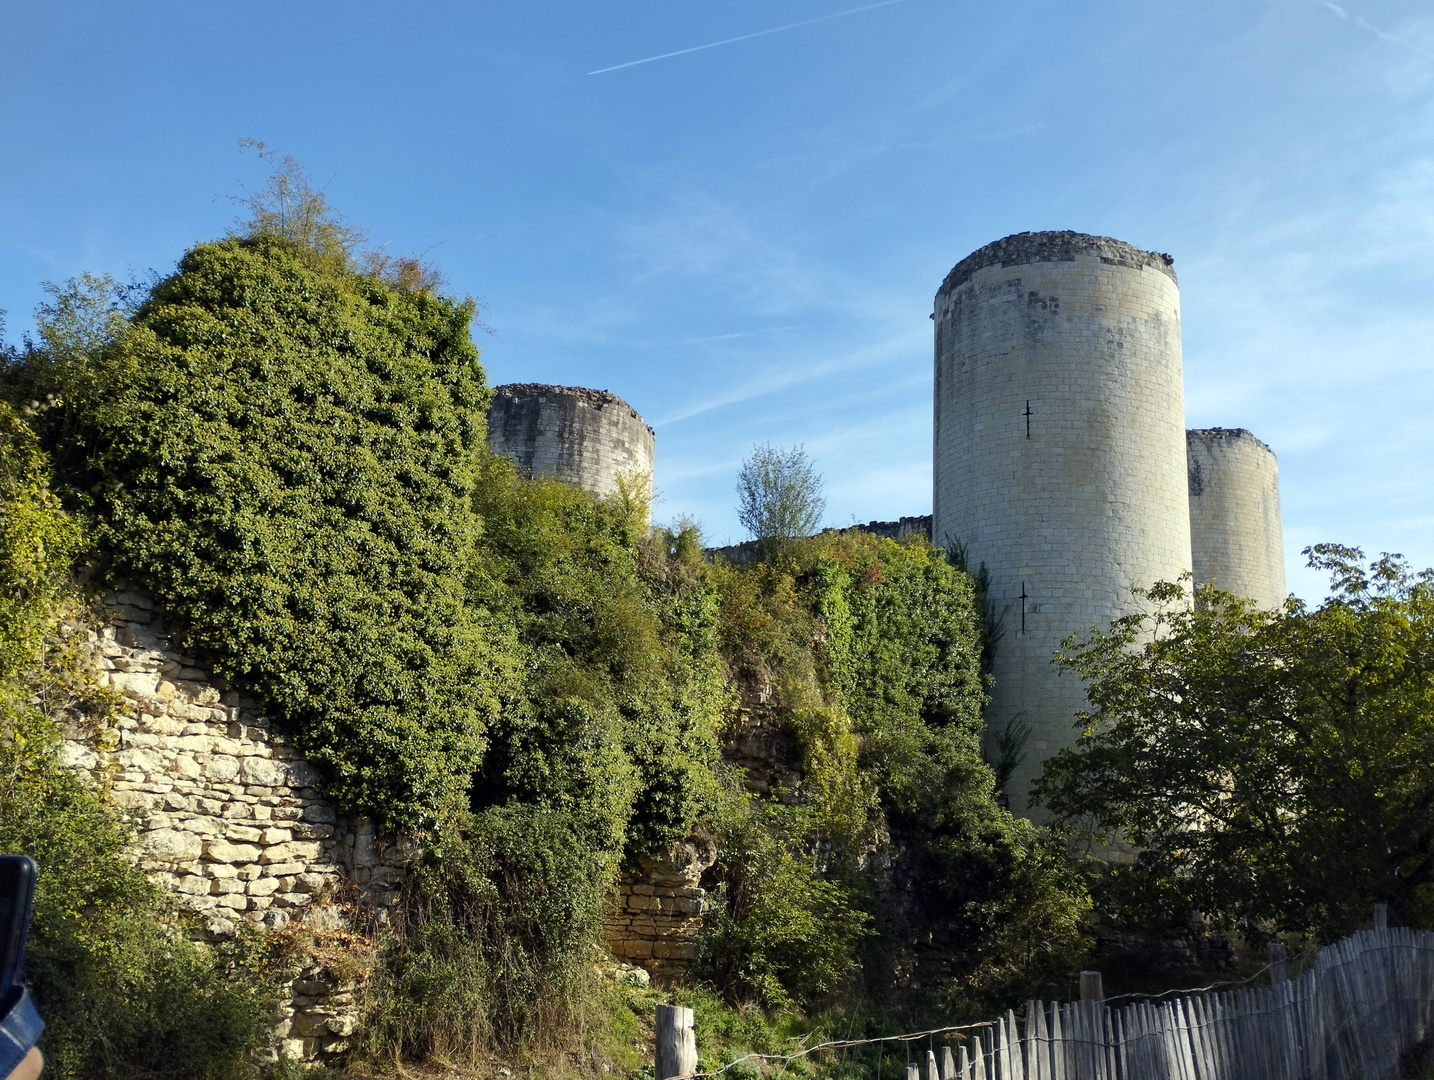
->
(64, 588), (414, 1063)
(932, 231), (1193, 815)
(1187, 428), (1287, 609)
(601, 838), (715, 983)
(487, 383), (655, 501)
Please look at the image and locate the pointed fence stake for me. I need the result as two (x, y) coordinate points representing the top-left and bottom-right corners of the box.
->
(1270, 941), (1289, 985)
(1080, 971), (1104, 1003)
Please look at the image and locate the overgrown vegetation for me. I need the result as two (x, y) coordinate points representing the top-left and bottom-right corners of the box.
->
(701, 533), (1090, 1018)
(0, 150), (1096, 1077)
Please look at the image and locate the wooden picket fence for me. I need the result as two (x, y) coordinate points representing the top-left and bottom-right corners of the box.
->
(941, 928), (1434, 1080)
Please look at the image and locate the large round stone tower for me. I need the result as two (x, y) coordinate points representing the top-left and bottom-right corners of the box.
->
(932, 231), (1193, 814)
(487, 384), (655, 500)
(1187, 428), (1286, 609)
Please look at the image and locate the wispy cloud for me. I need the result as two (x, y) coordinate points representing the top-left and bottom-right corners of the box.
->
(623, 325), (806, 349)
(650, 330), (924, 427)
(588, 0), (910, 75)
(1316, 1), (1434, 61)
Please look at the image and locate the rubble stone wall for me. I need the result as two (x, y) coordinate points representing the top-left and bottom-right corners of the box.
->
(601, 839), (715, 983)
(64, 588), (413, 1063)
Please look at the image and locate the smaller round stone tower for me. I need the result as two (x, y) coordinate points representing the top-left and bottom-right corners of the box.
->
(1187, 428), (1286, 608)
(487, 384), (655, 500)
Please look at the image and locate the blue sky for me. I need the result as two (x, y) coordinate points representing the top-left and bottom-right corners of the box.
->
(2, 0), (1431, 601)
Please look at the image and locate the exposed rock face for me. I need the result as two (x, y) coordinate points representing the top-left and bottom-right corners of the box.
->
(723, 675), (804, 801)
(64, 588), (415, 1063)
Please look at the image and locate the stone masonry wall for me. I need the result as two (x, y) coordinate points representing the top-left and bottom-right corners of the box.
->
(601, 837), (715, 983)
(487, 383), (656, 502)
(64, 588), (414, 1063)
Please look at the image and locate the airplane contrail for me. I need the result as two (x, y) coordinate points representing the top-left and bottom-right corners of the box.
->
(588, 0), (910, 75)
(1315, 0), (1434, 61)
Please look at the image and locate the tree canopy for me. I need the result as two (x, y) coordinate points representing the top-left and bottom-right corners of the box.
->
(1034, 546), (1434, 939)
(736, 442), (826, 541)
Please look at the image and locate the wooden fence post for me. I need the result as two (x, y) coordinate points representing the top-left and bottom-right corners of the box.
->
(1079, 970), (1104, 1003)
(940, 1045), (957, 1080)
(1269, 941), (1288, 985)
(1374, 903), (1388, 929)
(656, 1004), (697, 1080)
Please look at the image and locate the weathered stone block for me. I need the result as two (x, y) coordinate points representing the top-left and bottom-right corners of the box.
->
(262, 841), (322, 864)
(206, 756), (240, 783)
(205, 840), (262, 863)
(111, 671), (161, 695)
(240, 758), (282, 786)
(145, 828), (203, 863)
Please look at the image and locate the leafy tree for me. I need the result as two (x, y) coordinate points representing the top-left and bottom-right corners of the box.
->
(736, 443), (825, 542)
(1034, 547), (1434, 940)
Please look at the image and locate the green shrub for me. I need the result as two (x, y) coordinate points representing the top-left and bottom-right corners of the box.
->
(698, 795), (872, 1007)
(363, 803), (612, 1061)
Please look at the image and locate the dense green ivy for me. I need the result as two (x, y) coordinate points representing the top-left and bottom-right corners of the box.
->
(704, 532), (1090, 1011)
(469, 456), (726, 859)
(12, 238), (505, 828)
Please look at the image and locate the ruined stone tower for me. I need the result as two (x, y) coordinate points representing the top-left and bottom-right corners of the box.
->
(1187, 428), (1286, 609)
(932, 231), (1194, 814)
(487, 383), (655, 500)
